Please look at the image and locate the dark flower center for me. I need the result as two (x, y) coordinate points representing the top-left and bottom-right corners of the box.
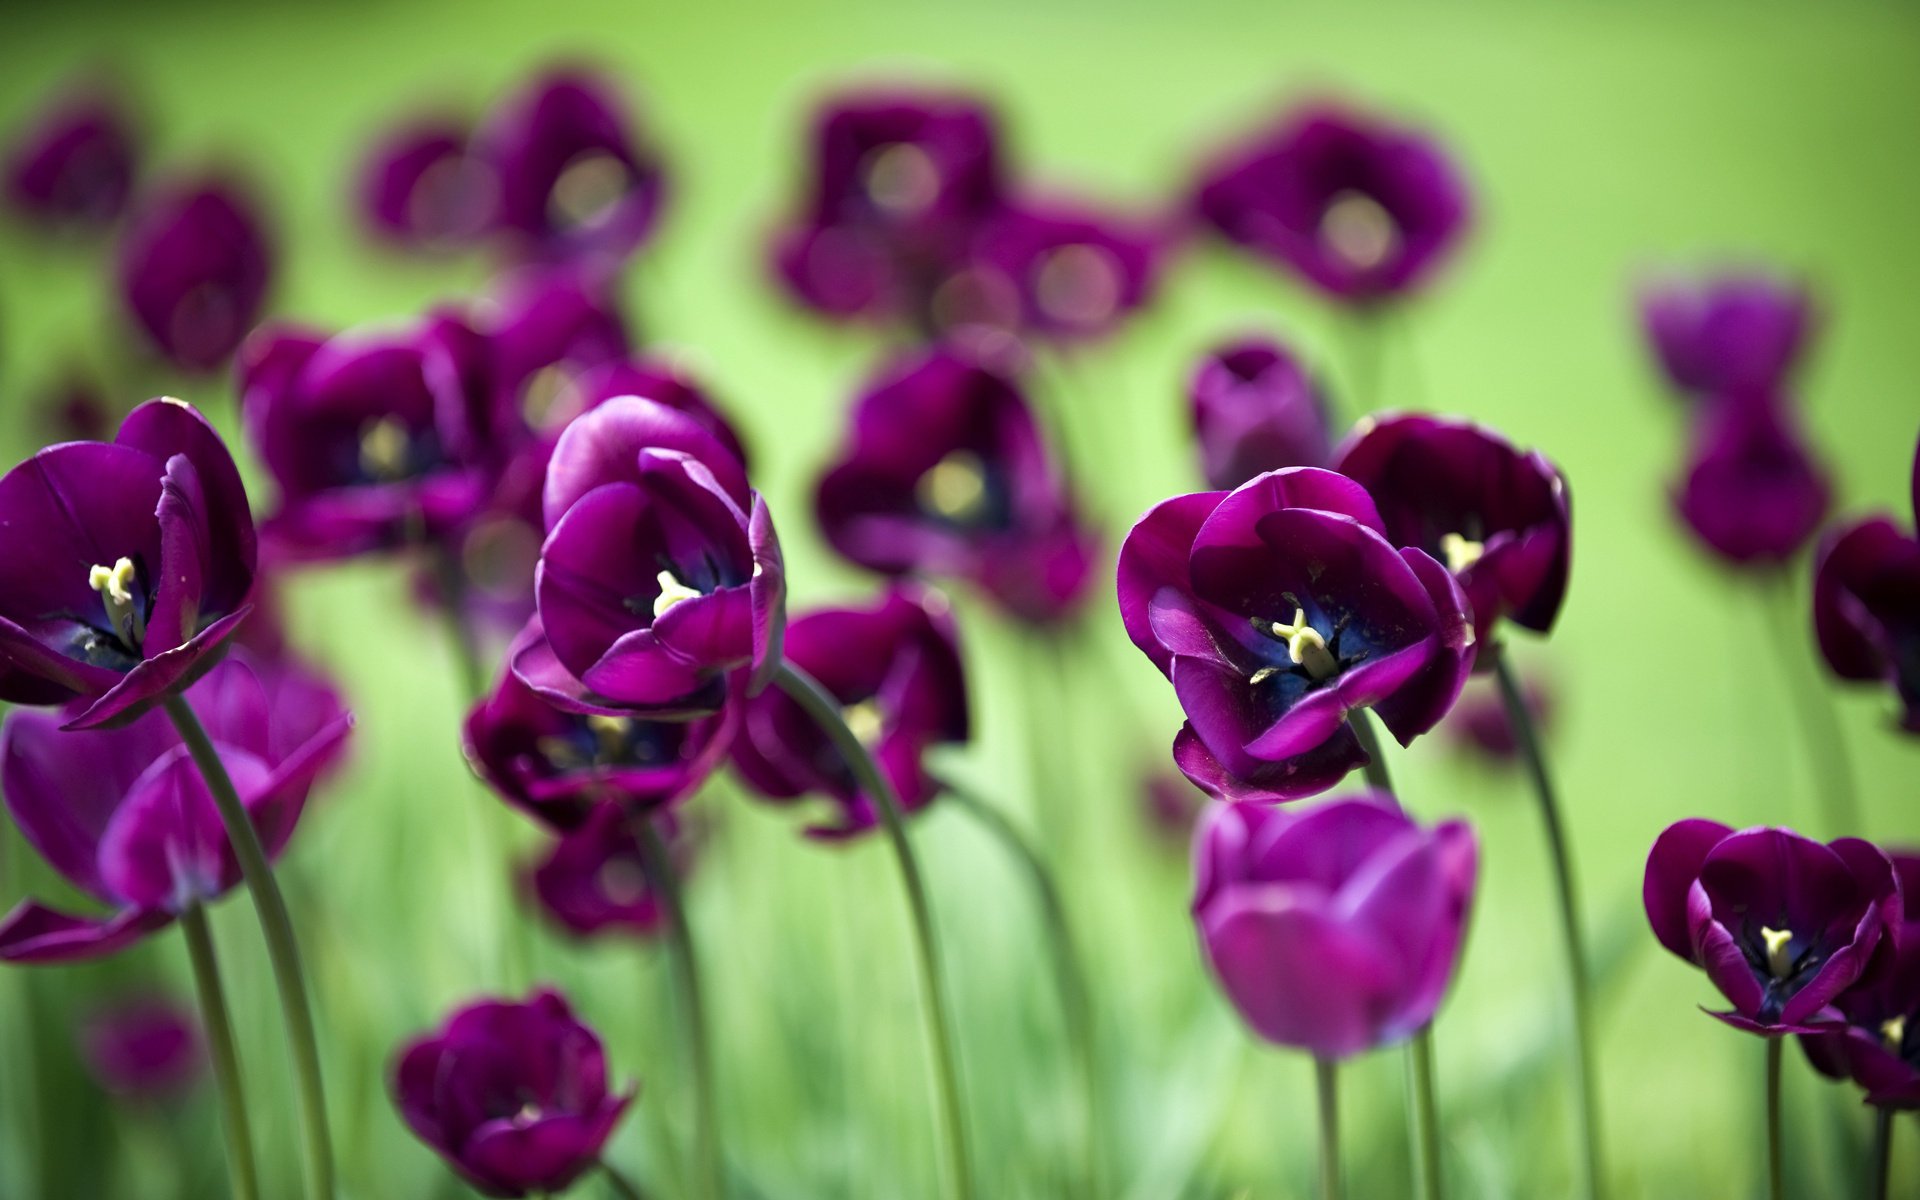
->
(80, 555), (150, 665)
(915, 450), (1009, 531)
(353, 416), (443, 485)
(862, 143), (942, 218)
(548, 150), (633, 233)
(1246, 593), (1374, 696)
(1740, 922), (1822, 1022)
(1320, 190), (1400, 272)
(537, 714), (680, 773)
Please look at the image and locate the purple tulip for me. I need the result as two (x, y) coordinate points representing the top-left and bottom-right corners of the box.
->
(356, 117), (498, 249)
(1193, 794), (1478, 1058)
(1672, 395), (1830, 568)
(731, 585), (967, 839)
(1189, 338), (1333, 491)
(1142, 769), (1208, 847)
(816, 349), (1098, 625)
(511, 397), (785, 718)
(0, 651), (350, 963)
(772, 90), (1003, 324)
(1194, 104), (1469, 304)
(238, 312), (501, 562)
(392, 988), (633, 1198)
(468, 623), (734, 830)
(80, 997), (204, 1100)
(4, 85), (137, 228)
(117, 179), (273, 371)
(1118, 468), (1474, 802)
(1640, 273), (1812, 397)
(1445, 670), (1553, 763)
(474, 68), (665, 266)
(1644, 820), (1899, 1034)
(1801, 849), (1920, 1107)
(947, 199), (1163, 340)
(477, 264), (630, 420)
(0, 397), (258, 728)
(532, 357), (750, 473)
(1335, 413), (1571, 654)
(1812, 433), (1920, 733)
(528, 803), (693, 939)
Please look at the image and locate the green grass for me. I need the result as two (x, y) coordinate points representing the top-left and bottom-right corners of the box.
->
(3, 1), (1919, 1196)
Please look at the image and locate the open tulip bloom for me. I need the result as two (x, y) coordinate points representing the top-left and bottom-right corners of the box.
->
(1813, 431), (1920, 732)
(1640, 272), (1813, 398)
(1118, 467), (1474, 801)
(1800, 849), (1920, 1108)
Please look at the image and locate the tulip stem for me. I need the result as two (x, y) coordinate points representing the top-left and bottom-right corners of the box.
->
(1315, 1057), (1341, 1200)
(1870, 1106), (1893, 1200)
(180, 904), (261, 1200)
(944, 784), (1101, 1200)
(1408, 1026), (1444, 1200)
(430, 547), (488, 702)
(1493, 655), (1604, 1200)
(601, 1160), (649, 1200)
(1765, 1037), (1784, 1200)
(1758, 582), (1861, 835)
(775, 663), (973, 1200)
(164, 695), (334, 1200)
(1346, 710), (1393, 793)
(632, 816), (723, 1200)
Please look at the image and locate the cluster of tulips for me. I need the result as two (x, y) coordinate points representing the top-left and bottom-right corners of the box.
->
(1, 55), (1915, 1200)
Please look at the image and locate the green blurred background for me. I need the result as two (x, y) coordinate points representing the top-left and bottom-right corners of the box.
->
(2, 1), (1918, 1196)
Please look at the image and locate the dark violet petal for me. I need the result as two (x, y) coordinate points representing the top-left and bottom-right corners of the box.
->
(0, 900), (171, 963)
(1117, 491), (1226, 675)
(63, 605), (252, 730)
(1644, 819), (1734, 962)
(543, 396), (749, 527)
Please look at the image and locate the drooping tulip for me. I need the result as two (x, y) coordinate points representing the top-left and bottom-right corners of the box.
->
(1671, 395), (1830, 568)
(117, 179), (273, 371)
(1188, 338), (1333, 491)
(1640, 273), (1812, 397)
(1812, 430), (1920, 733)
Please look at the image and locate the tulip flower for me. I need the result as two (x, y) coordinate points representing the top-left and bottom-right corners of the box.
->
(0, 397), (258, 728)
(948, 199), (1163, 341)
(1118, 468), (1474, 801)
(1640, 272), (1812, 397)
(475, 68), (665, 266)
(732, 585), (967, 839)
(1194, 103), (1469, 305)
(1445, 670), (1553, 762)
(238, 312), (502, 562)
(4, 85), (137, 229)
(1336, 413), (1571, 654)
(1644, 820), (1899, 1033)
(356, 117), (497, 249)
(477, 263), (630, 421)
(1192, 794), (1478, 1058)
(80, 997), (204, 1100)
(816, 348), (1098, 625)
(0, 651), (350, 962)
(1812, 431), (1920, 733)
(528, 803), (694, 939)
(117, 179), (273, 371)
(393, 988), (634, 1198)
(467, 623), (734, 830)
(1799, 848), (1920, 1109)
(1672, 395), (1831, 568)
(512, 396), (785, 718)
(1142, 769), (1207, 846)
(1188, 338), (1333, 492)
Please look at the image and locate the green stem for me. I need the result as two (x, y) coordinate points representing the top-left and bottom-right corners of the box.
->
(945, 785), (1100, 1200)
(163, 696), (333, 1200)
(774, 663), (974, 1200)
(1346, 710), (1393, 793)
(1409, 1027), (1443, 1200)
(1765, 1038), (1784, 1200)
(1758, 581), (1861, 835)
(632, 817), (722, 1200)
(1871, 1106), (1893, 1200)
(602, 1160), (649, 1200)
(1315, 1057), (1341, 1200)
(431, 547), (488, 703)
(179, 905), (261, 1200)
(1493, 655), (1604, 1199)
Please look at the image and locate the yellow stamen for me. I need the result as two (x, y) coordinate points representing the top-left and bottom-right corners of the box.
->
(1440, 532), (1486, 573)
(1034, 243), (1123, 327)
(358, 417), (411, 482)
(843, 699), (885, 746)
(87, 556), (144, 647)
(916, 451), (989, 523)
(652, 570), (702, 619)
(1882, 1015), (1907, 1053)
(862, 143), (941, 216)
(548, 151), (630, 230)
(535, 735), (587, 769)
(1267, 608), (1339, 681)
(1320, 191), (1399, 272)
(585, 714), (632, 761)
(1760, 926), (1795, 979)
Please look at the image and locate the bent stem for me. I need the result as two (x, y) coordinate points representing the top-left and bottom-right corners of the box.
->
(1758, 581), (1861, 835)
(1870, 1106), (1892, 1200)
(164, 695), (334, 1200)
(1315, 1057), (1341, 1200)
(774, 663), (974, 1200)
(632, 816), (723, 1200)
(1493, 654), (1604, 1199)
(180, 905), (261, 1200)
(1765, 1038), (1784, 1200)
(945, 785), (1100, 1200)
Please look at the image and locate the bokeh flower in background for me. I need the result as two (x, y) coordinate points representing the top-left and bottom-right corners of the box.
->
(1640, 272), (1813, 397)
(732, 585), (968, 839)
(3, 82), (137, 231)
(477, 263), (630, 417)
(1644, 820), (1899, 1033)
(527, 803), (693, 939)
(1117, 467), (1473, 800)
(1671, 395), (1831, 568)
(1191, 793), (1477, 1058)
(949, 198), (1163, 342)
(80, 996), (205, 1101)
(1446, 669), (1553, 762)
(392, 988), (633, 1198)
(355, 115), (497, 250)
(1188, 337), (1333, 491)
(1812, 431), (1920, 733)
(116, 178), (273, 372)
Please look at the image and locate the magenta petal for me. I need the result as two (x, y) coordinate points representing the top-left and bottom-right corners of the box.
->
(1644, 818), (1734, 962)
(1117, 491), (1226, 674)
(0, 900), (172, 963)
(63, 605), (251, 730)
(1243, 686), (1350, 761)
(144, 453), (211, 654)
(1201, 889), (1399, 1059)
(651, 585), (752, 668)
(543, 396), (749, 527)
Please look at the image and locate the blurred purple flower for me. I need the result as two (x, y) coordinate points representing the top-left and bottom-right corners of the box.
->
(475, 68), (665, 267)
(1336, 413), (1571, 656)
(80, 997), (203, 1100)
(1801, 849), (1920, 1107)
(0, 397), (257, 728)
(1194, 103), (1469, 304)
(527, 803), (695, 939)
(4, 85), (137, 229)
(1193, 794), (1478, 1058)
(731, 585), (967, 839)
(393, 988), (632, 1198)
(1142, 769), (1207, 847)
(1445, 670), (1552, 762)
(511, 397), (784, 719)
(0, 651), (351, 963)
(1188, 338), (1332, 491)
(1644, 820), (1899, 1034)
(1812, 431), (1920, 733)
(356, 117), (498, 249)
(476, 264), (630, 422)
(117, 179), (272, 372)
(947, 199), (1163, 341)
(1672, 395), (1830, 568)
(1118, 469), (1473, 802)
(816, 348), (1098, 626)
(1640, 273), (1812, 397)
